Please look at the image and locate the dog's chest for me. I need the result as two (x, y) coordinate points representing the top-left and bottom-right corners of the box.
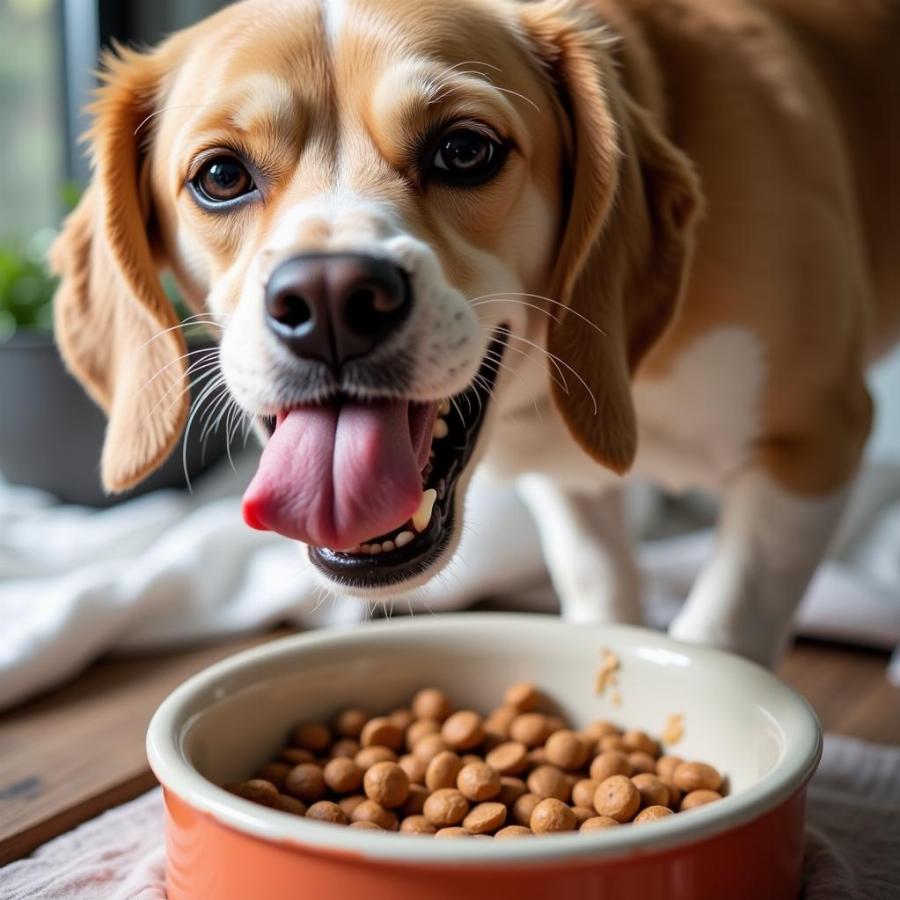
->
(487, 327), (765, 493)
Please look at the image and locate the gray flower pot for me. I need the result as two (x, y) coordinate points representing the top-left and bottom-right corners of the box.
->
(0, 333), (233, 507)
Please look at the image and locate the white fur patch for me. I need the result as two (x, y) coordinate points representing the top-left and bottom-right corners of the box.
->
(323, 0), (349, 45)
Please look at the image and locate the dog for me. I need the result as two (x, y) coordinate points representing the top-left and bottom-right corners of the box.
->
(50, 0), (899, 666)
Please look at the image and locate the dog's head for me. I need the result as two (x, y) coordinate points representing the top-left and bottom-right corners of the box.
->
(51, 0), (699, 594)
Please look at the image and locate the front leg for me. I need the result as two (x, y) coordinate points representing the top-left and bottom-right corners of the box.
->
(517, 476), (642, 624)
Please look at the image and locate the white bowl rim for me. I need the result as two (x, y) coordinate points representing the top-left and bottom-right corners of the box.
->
(147, 613), (822, 866)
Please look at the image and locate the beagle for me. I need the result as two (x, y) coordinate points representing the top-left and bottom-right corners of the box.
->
(51, 0), (899, 666)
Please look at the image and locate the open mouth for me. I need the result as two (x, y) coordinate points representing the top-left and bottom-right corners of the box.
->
(244, 327), (509, 588)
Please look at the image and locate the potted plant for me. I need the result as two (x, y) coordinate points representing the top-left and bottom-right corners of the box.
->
(0, 229), (232, 507)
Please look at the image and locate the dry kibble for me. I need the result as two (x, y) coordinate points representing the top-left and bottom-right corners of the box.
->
(571, 806), (595, 826)
(360, 717), (404, 751)
(584, 720), (621, 741)
(530, 798), (577, 833)
(599, 734), (629, 753)
(284, 764), (327, 803)
(634, 805), (674, 824)
(406, 719), (440, 750)
(484, 706), (518, 741)
(510, 713), (551, 747)
(656, 755), (683, 782)
(276, 794), (308, 815)
(389, 708), (415, 732)
(355, 746), (398, 770)
(673, 762), (722, 793)
(323, 757), (363, 794)
(256, 762), (291, 790)
(423, 788), (469, 827)
(277, 747), (315, 766)
(580, 815), (620, 831)
(425, 751), (463, 791)
(680, 789), (723, 810)
(527, 765), (571, 802)
(571, 778), (600, 809)
(412, 734), (450, 764)
(460, 754), (483, 766)
(400, 814), (437, 834)
(401, 784), (430, 817)
(495, 825), (532, 838)
(434, 827), (471, 838)
(351, 799), (398, 830)
(623, 730), (661, 758)
(485, 741), (528, 775)
(364, 762), (410, 808)
(632, 773), (670, 809)
(590, 751), (632, 782)
(236, 779), (281, 808)
(512, 792), (542, 826)
(593, 775), (641, 823)
(524, 747), (548, 769)
(545, 730), (590, 771)
(338, 794), (366, 816)
(411, 688), (453, 722)
(504, 682), (539, 712)
(545, 715), (566, 735)
(334, 708), (369, 739)
(628, 751), (658, 775)
(399, 753), (428, 785)
(331, 738), (361, 759)
(497, 776), (527, 806)
(457, 762), (501, 801)
(441, 711), (485, 751)
(463, 802), (507, 834)
(306, 800), (350, 825)
(349, 820), (383, 830)
(291, 722), (332, 753)
(660, 780), (682, 809)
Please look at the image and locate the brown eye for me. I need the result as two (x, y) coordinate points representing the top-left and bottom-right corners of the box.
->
(430, 128), (506, 185)
(192, 155), (256, 205)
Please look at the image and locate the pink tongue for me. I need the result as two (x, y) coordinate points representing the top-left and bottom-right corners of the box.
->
(243, 400), (426, 549)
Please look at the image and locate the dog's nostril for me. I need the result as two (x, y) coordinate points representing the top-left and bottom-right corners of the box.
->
(270, 291), (313, 331)
(344, 279), (410, 337)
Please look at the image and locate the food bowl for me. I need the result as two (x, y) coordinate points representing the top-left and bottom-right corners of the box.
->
(147, 613), (821, 900)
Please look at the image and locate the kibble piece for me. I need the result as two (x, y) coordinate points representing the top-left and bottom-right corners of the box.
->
(530, 798), (577, 833)
(360, 717), (404, 752)
(406, 719), (440, 750)
(660, 780), (682, 809)
(580, 815), (620, 831)
(256, 762), (291, 790)
(389, 708), (415, 732)
(524, 747), (548, 769)
(510, 713), (551, 748)
(495, 825), (532, 838)
(656, 754), (683, 780)
(599, 734), (629, 753)
(411, 688), (453, 722)
(590, 751), (632, 783)
(584, 720), (621, 741)
(412, 734), (450, 764)
(278, 747), (316, 766)
(441, 711), (485, 751)
(351, 799), (398, 830)
(306, 800), (350, 825)
(236, 779), (281, 808)
(623, 730), (661, 758)
(457, 762), (501, 801)
(634, 805), (674, 824)
(425, 751), (463, 791)
(628, 751), (658, 775)
(364, 761), (410, 808)
(423, 788), (470, 827)
(593, 775), (641, 823)
(334, 708), (370, 739)
(460, 754), (483, 766)
(571, 778), (600, 809)
(571, 806), (596, 826)
(276, 794), (308, 816)
(355, 746), (398, 770)
(497, 776), (527, 806)
(338, 794), (366, 816)
(400, 814), (437, 835)
(545, 730), (589, 771)
(463, 802), (507, 835)
(504, 682), (539, 712)
(631, 773), (670, 809)
(291, 722), (332, 754)
(284, 764), (327, 803)
(349, 820), (383, 830)
(527, 765), (571, 802)
(331, 738), (361, 759)
(545, 715), (567, 735)
(399, 753), (428, 785)
(401, 784), (430, 817)
(323, 757), (363, 795)
(435, 827), (471, 838)
(484, 706), (518, 741)
(512, 792), (541, 826)
(680, 789), (723, 811)
(673, 762), (722, 793)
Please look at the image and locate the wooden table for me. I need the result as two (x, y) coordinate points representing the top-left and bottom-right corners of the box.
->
(1, 630), (898, 866)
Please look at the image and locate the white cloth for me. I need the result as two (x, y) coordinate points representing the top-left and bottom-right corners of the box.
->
(3, 447), (900, 710)
(2, 734), (898, 900)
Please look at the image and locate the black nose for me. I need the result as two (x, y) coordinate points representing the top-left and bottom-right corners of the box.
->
(263, 253), (411, 370)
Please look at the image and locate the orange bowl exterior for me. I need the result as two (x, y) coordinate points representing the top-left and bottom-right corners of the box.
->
(164, 786), (807, 900)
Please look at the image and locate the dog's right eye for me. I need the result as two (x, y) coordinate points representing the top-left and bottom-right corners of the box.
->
(191, 155), (257, 206)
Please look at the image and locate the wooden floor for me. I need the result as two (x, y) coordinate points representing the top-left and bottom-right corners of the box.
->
(0, 629), (898, 866)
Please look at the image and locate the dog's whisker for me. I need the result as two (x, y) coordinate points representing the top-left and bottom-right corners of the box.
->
(148, 358), (223, 422)
(136, 316), (224, 353)
(471, 297), (562, 326)
(137, 346), (219, 396)
(181, 374), (229, 491)
(133, 103), (210, 137)
(491, 336), (569, 395)
(468, 292), (607, 337)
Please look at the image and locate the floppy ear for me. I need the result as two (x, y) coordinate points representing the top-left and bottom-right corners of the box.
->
(50, 44), (188, 493)
(521, 0), (702, 473)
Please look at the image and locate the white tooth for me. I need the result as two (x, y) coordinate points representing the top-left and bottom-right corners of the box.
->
(433, 418), (449, 439)
(395, 530), (415, 548)
(360, 544), (371, 553)
(438, 399), (451, 416)
(412, 488), (437, 532)
(369, 543), (382, 555)
(382, 540), (395, 552)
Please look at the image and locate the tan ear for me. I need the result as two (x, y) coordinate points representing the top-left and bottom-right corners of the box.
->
(521, 0), (702, 473)
(50, 44), (187, 493)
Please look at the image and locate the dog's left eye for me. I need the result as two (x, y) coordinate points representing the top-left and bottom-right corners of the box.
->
(191, 155), (257, 205)
(430, 129), (506, 185)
